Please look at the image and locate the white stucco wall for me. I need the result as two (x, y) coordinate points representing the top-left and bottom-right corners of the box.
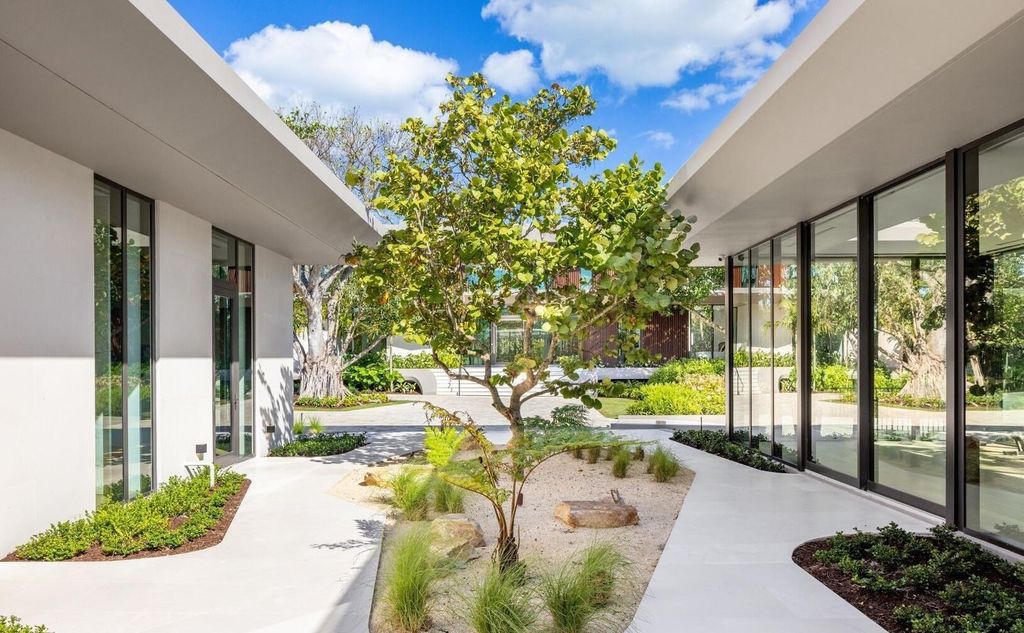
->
(154, 202), (213, 483)
(0, 127), (95, 554)
(254, 245), (294, 455)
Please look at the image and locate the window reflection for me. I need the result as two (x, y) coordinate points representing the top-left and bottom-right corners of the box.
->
(965, 129), (1024, 549)
(809, 205), (859, 478)
(731, 251), (751, 444)
(872, 167), (947, 506)
(774, 231), (799, 464)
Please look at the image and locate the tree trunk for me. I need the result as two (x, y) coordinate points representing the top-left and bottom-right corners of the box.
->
(300, 355), (346, 399)
(494, 534), (520, 575)
(898, 349), (946, 401)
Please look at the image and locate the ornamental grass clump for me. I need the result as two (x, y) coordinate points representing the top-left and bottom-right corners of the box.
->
(432, 476), (466, 514)
(389, 468), (433, 521)
(541, 543), (630, 633)
(382, 526), (439, 632)
(648, 446), (682, 482)
(466, 566), (538, 633)
(586, 446), (601, 464)
(612, 449), (631, 478)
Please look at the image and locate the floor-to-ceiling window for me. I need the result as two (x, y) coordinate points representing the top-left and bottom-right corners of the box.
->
(212, 229), (254, 463)
(773, 230), (800, 464)
(872, 164), (942, 505)
(964, 127), (1024, 550)
(871, 167), (947, 507)
(731, 251), (752, 443)
(809, 205), (859, 479)
(94, 178), (153, 505)
(751, 242), (773, 453)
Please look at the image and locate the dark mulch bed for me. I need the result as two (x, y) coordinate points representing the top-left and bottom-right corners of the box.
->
(793, 537), (925, 632)
(2, 479), (250, 562)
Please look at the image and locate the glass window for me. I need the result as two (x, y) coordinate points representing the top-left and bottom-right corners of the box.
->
(731, 251), (752, 444)
(773, 230), (800, 464)
(872, 167), (947, 506)
(964, 128), (1024, 549)
(809, 205), (859, 478)
(94, 180), (152, 504)
(751, 242), (773, 454)
(237, 241), (254, 457)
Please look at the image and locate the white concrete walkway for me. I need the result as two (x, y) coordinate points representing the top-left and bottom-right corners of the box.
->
(630, 431), (937, 633)
(0, 432), (424, 633)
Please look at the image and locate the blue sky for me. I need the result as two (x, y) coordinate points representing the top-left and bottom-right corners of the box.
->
(170, 0), (824, 177)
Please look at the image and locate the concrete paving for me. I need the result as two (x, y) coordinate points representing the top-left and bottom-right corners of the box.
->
(629, 430), (937, 633)
(0, 433), (424, 633)
(302, 394), (611, 430)
(1, 419), (940, 633)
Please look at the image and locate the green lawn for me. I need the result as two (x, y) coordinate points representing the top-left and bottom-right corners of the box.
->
(596, 397), (636, 419)
(294, 400), (406, 413)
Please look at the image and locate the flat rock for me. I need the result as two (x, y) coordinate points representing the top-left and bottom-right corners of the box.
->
(429, 514), (486, 559)
(554, 501), (639, 528)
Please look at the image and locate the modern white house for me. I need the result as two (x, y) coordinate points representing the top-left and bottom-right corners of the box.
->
(0, 0), (379, 554)
(670, 0), (1024, 555)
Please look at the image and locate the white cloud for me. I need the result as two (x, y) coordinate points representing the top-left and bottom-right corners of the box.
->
(482, 0), (796, 90)
(482, 49), (540, 94)
(642, 130), (676, 149)
(225, 21), (457, 122)
(662, 81), (754, 113)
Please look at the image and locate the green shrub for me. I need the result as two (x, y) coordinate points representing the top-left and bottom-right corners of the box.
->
(612, 449), (631, 478)
(0, 616), (50, 633)
(344, 363), (405, 392)
(648, 358), (725, 383)
(625, 377), (725, 415)
(648, 446), (681, 482)
(14, 519), (95, 561)
(813, 364), (855, 392)
(389, 468), (433, 521)
(524, 404), (589, 429)
(585, 446), (601, 464)
(383, 526), (439, 632)
(268, 432), (366, 457)
(432, 476), (466, 514)
(468, 565), (538, 633)
(15, 469), (244, 560)
(672, 429), (786, 473)
(391, 350), (463, 369)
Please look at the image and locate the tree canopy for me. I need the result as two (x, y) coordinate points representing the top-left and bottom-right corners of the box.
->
(356, 74), (700, 435)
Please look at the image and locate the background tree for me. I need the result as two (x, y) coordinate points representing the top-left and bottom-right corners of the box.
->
(356, 74), (700, 439)
(282, 104), (408, 397)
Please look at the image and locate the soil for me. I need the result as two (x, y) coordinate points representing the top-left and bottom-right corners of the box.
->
(3, 479), (250, 562)
(792, 538), (939, 633)
(333, 450), (693, 633)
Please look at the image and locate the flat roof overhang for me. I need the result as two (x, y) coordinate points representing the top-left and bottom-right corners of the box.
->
(667, 0), (1024, 265)
(0, 0), (380, 264)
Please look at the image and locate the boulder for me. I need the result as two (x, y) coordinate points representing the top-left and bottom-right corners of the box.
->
(554, 501), (639, 528)
(429, 514), (486, 559)
(361, 471), (386, 487)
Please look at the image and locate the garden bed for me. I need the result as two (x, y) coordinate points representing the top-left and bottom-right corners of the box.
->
(793, 523), (1024, 633)
(269, 431), (367, 457)
(334, 447), (693, 632)
(671, 429), (786, 472)
(5, 471), (249, 562)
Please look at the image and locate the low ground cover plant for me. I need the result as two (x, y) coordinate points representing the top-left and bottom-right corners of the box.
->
(294, 392), (389, 409)
(268, 432), (367, 457)
(14, 468), (244, 560)
(648, 358), (725, 383)
(797, 522), (1024, 633)
(0, 616), (49, 633)
(672, 429), (786, 473)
